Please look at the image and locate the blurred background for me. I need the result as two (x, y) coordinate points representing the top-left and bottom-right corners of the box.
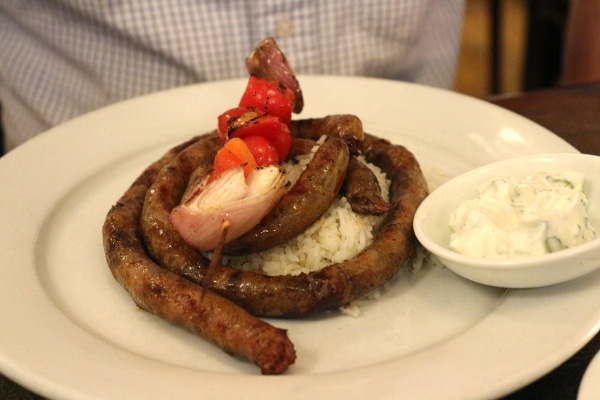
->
(0, 0), (574, 156)
(455, 0), (568, 97)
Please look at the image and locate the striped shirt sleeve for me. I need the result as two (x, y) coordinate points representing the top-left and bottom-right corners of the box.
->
(0, 0), (465, 151)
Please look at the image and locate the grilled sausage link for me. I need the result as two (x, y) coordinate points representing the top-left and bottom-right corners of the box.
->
(342, 156), (391, 215)
(103, 136), (296, 374)
(286, 137), (317, 159)
(140, 133), (219, 283)
(204, 139), (429, 317)
(135, 127), (427, 317)
(222, 136), (350, 255)
(290, 114), (364, 155)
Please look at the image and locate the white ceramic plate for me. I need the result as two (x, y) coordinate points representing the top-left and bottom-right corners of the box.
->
(1, 76), (599, 400)
(579, 350), (600, 400)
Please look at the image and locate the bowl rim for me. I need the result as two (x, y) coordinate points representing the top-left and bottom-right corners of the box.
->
(413, 152), (600, 271)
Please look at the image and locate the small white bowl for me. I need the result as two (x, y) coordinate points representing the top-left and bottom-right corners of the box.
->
(413, 153), (600, 288)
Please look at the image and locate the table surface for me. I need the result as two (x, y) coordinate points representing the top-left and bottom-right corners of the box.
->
(1, 82), (599, 399)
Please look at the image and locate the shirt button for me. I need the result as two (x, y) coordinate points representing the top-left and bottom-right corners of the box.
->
(276, 15), (295, 38)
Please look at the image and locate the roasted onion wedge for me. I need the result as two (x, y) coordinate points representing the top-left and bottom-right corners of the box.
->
(170, 164), (301, 251)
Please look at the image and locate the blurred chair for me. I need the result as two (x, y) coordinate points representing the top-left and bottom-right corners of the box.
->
(491, 0), (570, 93)
(0, 104), (4, 156)
(523, 0), (570, 90)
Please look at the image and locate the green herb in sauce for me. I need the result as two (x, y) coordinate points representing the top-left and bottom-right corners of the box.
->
(448, 171), (596, 258)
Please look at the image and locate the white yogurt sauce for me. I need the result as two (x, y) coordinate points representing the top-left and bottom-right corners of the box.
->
(449, 171), (596, 258)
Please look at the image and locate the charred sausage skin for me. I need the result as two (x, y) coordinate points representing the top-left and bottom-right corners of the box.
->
(342, 156), (391, 215)
(290, 114), (364, 155)
(103, 136), (296, 374)
(133, 120), (428, 318)
(140, 133), (219, 283)
(205, 137), (428, 317)
(139, 134), (350, 268)
(222, 136), (350, 255)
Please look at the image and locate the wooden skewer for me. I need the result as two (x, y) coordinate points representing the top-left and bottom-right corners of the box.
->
(202, 219), (230, 299)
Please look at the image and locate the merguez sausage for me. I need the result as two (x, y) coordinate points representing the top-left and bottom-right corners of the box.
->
(204, 139), (428, 317)
(139, 134), (349, 270)
(290, 114), (364, 155)
(222, 136), (350, 255)
(286, 138), (317, 159)
(140, 133), (219, 283)
(135, 131), (427, 318)
(342, 156), (391, 215)
(102, 137), (296, 374)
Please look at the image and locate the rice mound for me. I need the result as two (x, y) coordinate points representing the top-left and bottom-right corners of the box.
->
(223, 156), (390, 276)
